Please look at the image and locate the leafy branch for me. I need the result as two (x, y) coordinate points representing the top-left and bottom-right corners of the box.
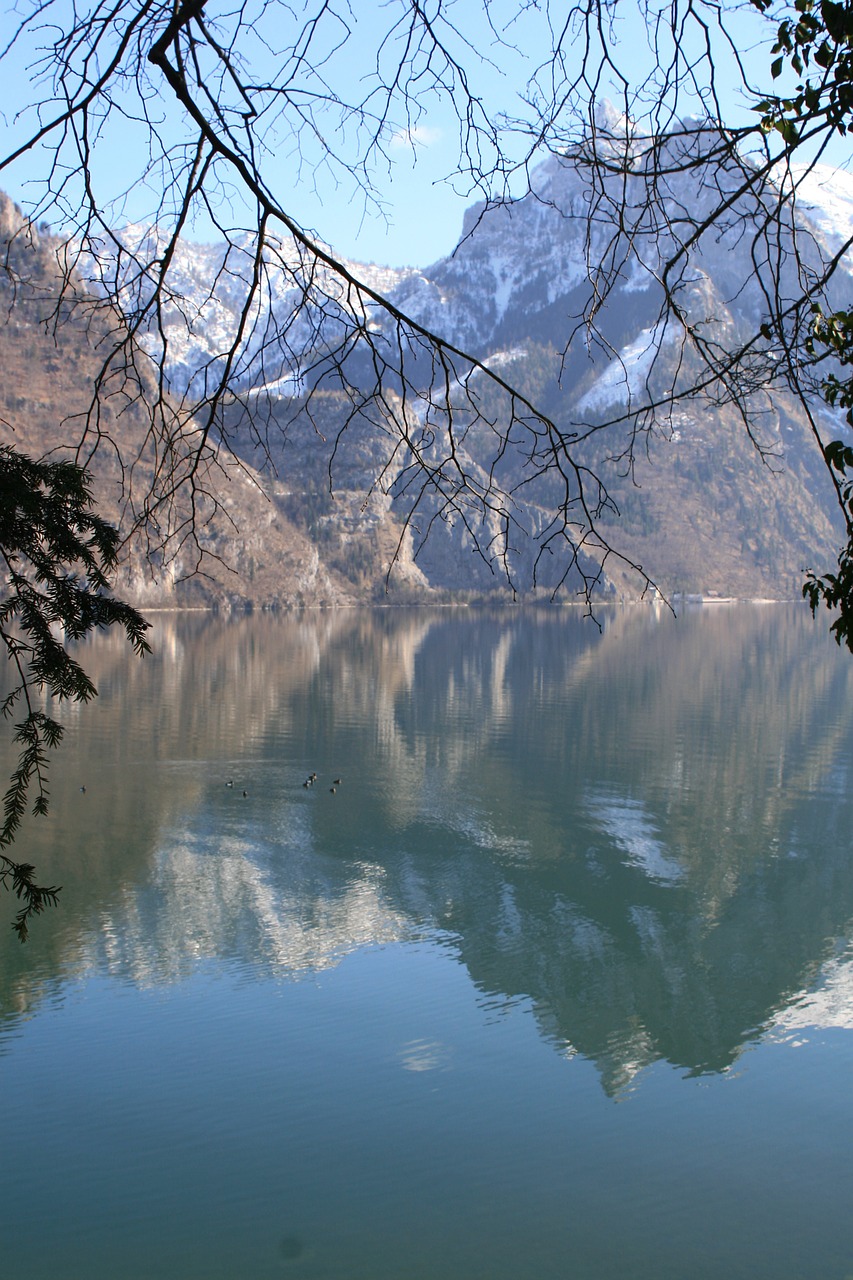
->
(753, 0), (853, 144)
(803, 308), (853, 649)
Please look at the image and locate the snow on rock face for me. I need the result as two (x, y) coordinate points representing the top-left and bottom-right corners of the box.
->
(791, 162), (853, 254)
(386, 159), (599, 351)
(83, 225), (419, 395)
(576, 322), (676, 413)
(387, 142), (840, 363)
(82, 137), (853, 407)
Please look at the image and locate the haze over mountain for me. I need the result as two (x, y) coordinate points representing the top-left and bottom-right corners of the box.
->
(2, 137), (850, 608)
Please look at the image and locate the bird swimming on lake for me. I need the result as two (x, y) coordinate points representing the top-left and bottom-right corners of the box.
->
(226, 780), (234, 788)
(333, 778), (342, 785)
(330, 786), (337, 794)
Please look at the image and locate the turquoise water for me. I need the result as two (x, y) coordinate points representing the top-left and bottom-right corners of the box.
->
(1, 604), (853, 1278)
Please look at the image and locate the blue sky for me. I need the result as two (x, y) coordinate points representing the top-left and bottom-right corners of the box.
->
(0, 0), (553, 265)
(1, 0), (850, 269)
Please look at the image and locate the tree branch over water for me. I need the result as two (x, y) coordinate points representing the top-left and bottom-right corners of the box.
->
(0, 446), (150, 939)
(5, 0), (853, 926)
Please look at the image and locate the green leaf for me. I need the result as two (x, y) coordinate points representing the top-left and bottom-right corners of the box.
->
(774, 117), (801, 143)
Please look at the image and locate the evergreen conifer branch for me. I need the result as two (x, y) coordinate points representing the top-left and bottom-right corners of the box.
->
(0, 444), (151, 940)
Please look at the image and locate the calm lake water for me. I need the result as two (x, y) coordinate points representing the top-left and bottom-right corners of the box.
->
(2, 603), (853, 1279)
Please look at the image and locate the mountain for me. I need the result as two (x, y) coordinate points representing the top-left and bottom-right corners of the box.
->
(1, 140), (850, 608)
(0, 195), (359, 610)
(91, 223), (419, 397)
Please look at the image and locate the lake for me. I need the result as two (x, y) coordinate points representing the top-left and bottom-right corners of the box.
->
(2, 602), (853, 1279)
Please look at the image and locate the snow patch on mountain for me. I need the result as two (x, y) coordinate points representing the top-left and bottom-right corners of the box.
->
(577, 321), (676, 413)
(483, 346), (528, 369)
(80, 141), (853, 412)
(791, 162), (853, 252)
(83, 224), (419, 394)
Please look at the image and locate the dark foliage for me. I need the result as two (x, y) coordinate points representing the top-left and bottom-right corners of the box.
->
(0, 445), (150, 938)
(804, 308), (853, 648)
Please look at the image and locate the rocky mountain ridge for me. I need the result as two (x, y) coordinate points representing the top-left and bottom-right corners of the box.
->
(1, 139), (851, 608)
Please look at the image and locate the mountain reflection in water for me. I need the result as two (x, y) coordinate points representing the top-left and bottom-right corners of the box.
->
(2, 602), (853, 1097)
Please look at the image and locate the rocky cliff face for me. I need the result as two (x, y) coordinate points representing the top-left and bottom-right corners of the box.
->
(1, 137), (850, 608)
